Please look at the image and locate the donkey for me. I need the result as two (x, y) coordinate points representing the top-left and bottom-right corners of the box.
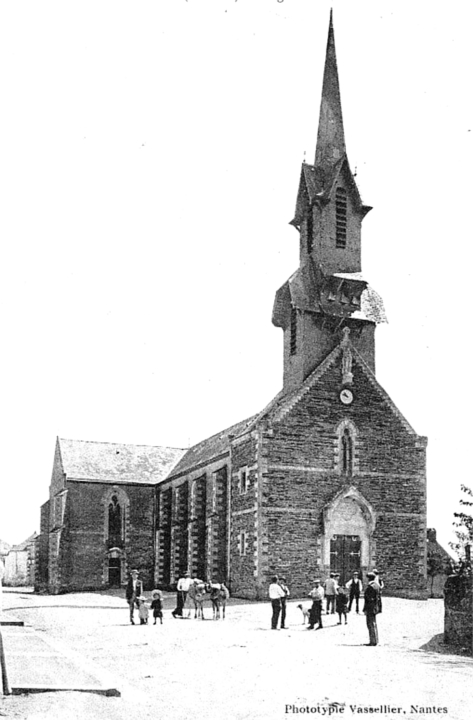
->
(187, 580), (207, 619)
(208, 582), (230, 620)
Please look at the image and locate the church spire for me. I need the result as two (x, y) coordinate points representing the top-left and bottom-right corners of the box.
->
(314, 10), (346, 168)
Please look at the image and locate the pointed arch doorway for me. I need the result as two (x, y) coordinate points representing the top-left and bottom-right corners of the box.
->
(323, 486), (376, 584)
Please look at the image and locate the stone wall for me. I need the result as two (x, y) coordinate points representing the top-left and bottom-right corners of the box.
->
(444, 574), (472, 652)
(260, 351), (427, 598)
(156, 458), (230, 589)
(230, 433), (259, 597)
(51, 480), (156, 593)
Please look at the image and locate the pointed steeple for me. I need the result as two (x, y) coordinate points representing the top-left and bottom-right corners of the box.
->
(314, 10), (346, 168)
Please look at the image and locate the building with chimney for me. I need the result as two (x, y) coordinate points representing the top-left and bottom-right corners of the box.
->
(37, 14), (428, 598)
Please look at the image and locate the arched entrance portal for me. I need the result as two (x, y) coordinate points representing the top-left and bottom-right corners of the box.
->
(322, 486), (376, 584)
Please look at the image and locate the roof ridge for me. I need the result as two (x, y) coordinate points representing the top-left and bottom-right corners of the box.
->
(237, 390), (287, 436)
(348, 346), (417, 436)
(272, 343), (343, 423)
(58, 437), (186, 451)
(185, 415), (257, 452)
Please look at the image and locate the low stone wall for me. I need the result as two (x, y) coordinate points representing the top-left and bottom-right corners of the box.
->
(444, 574), (472, 652)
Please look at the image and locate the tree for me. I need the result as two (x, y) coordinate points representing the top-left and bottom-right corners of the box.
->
(426, 548), (449, 597)
(450, 484), (473, 567)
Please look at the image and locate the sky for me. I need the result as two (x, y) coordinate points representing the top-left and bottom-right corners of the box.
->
(0, 1), (471, 550)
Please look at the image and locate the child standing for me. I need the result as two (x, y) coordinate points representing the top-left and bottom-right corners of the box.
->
(138, 596), (149, 625)
(151, 589), (163, 625)
(336, 586), (348, 625)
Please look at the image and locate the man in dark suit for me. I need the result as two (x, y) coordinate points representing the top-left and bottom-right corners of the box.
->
(363, 571), (381, 645)
(125, 569), (143, 625)
(346, 571), (363, 614)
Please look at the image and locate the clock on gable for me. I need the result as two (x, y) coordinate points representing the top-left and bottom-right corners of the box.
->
(339, 388), (354, 405)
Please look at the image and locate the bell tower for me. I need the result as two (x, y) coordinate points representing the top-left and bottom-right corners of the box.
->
(272, 11), (386, 394)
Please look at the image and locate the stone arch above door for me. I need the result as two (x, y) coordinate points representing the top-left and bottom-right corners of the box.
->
(322, 486), (376, 578)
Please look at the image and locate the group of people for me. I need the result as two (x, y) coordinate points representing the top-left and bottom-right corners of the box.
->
(125, 569), (163, 626)
(126, 569), (229, 624)
(268, 576), (291, 629)
(269, 569), (384, 646)
(127, 566), (383, 645)
(171, 571), (230, 619)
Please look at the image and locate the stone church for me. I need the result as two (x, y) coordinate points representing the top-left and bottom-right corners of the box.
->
(36, 14), (428, 599)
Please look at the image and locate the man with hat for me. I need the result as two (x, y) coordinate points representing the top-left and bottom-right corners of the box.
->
(172, 570), (192, 618)
(125, 569), (143, 625)
(363, 572), (381, 646)
(372, 569), (384, 613)
(307, 579), (324, 630)
(346, 571), (363, 614)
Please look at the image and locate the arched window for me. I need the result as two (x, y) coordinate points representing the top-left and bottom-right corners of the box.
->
(335, 187), (347, 249)
(108, 495), (122, 547)
(334, 419), (358, 476)
(102, 487), (129, 548)
(341, 428), (353, 475)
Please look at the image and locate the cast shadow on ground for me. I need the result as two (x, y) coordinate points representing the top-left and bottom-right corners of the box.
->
(418, 632), (472, 659)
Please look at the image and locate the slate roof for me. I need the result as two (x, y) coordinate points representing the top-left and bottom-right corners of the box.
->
(58, 438), (187, 485)
(10, 533), (37, 553)
(290, 158), (370, 227)
(272, 260), (387, 327)
(166, 415), (257, 480)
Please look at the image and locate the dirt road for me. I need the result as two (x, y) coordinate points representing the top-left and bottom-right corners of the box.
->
(0, 589), (471, 720)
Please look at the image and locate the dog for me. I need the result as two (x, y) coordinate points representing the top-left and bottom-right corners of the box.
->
(297, 604), (311, 624)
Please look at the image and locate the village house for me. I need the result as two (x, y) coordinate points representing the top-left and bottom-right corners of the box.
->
(3, 533), (37, 587)
(36, 13), (428, 599)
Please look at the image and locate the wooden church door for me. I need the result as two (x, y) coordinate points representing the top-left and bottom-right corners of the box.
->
(108, 557), (121, 587)
(330, 535), (361, 584)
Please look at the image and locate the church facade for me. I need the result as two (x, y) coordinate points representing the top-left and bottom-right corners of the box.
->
(36, 15), (428, 599)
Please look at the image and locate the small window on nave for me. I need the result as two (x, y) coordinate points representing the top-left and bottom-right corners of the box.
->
(239, 468), (248, 495)
(238, 530), (248, 556)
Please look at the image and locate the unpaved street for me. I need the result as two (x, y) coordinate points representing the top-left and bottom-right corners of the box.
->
(1, 589), (472, 720)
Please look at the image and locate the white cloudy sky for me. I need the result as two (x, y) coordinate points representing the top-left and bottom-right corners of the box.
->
(0, 1), (471, 549)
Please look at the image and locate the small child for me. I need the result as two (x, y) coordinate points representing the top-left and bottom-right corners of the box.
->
(336, 586), (348, 625)
(150, 589), (163, 625)
(138, 596), (149, 625)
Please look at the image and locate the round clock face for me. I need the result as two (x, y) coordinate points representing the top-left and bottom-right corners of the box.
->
(339, 388), (354, 405)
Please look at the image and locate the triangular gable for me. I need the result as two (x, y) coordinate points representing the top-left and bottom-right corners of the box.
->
(347, 348), (418, 436)
(50, 436), (66, 492)
(246, 335), (419, 437)
(290, 157), (371, 227)
(324, 157), (371, 218)
(290, 166), (311, 227)
(290, 163), (326, 227)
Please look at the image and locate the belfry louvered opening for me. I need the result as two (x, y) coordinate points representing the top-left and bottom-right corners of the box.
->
(306, 209), (313, 255)
(335, 187), (347, 248)
(290, 306), (297, 355)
